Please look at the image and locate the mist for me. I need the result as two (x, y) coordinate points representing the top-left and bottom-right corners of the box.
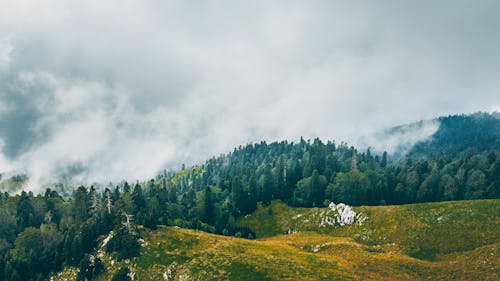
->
(0, 1), (499, 191)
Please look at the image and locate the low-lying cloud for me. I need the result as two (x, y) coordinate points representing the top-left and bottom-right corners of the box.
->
(0, 1), (499, 191)
(355, 120), (440, 157)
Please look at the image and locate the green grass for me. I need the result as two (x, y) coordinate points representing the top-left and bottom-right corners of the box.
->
(238, 200), (500, 261)
(222, 262), (273, 281)
(53, 199), (500, 280)
(134, 227), (356, 280)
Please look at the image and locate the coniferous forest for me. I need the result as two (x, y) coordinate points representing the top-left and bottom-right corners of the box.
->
(0, 113), (498, 280)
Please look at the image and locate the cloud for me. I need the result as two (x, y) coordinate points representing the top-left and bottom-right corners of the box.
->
(0, 38), (13, 71)
(0, 1), (499, 190)
(355, 120), (440, 156)
(1, 71), (177, 188)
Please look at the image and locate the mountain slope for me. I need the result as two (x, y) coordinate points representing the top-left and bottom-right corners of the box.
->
(409, 112), (500, 158)
(54, 199), (499, 281)
(238, 200), (499, 261)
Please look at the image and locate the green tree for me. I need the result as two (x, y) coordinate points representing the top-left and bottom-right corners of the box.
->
(260, 165), (274, 205)
(440, 174), (458, 201)
(16, 191), (35, 231)
(487, 158), (500, 197)
(465, 169), (486, 199)
(181, 189), (196, 211)
(168, 184), (178, 204)
(417, 167), (440, 202)
(293, 170), (327, 207)
(231, 177), (244, 216)
(132, 184), (146, 212)
(201, 186), (214, 225)
(0, 208), (16, 244)
(10, 224), (62, 280)
(334, 170), (369, 206)
(73, 186), (89, 223)
(381, 151), (388, 168)
(246, 174), (258, 214)
(106, 228), (140, 260)
(309, 170), (327, 207)
(111, 267), (131, 281)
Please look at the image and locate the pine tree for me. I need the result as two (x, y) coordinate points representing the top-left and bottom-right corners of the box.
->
(310, 170), (327, 207)
(231, 176), (244, 215)
(74, 186), (89, 223)
(16, 191), (35, 231)
(105, 188), (113, 215)
(202, 186), (214, 225)
(381, 151), (388, 168)
(131, 184), (146, 225)
(261, 165), (274, 206)
(246, 174), (258, 214)
(89, 186), (100, 217)
(168, 184), (178, 204)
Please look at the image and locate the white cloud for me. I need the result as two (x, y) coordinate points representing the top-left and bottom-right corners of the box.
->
(0, 38), (13, 71)
(0, 1), (499, 190)
(355, 120), (440, 156)
(0, 140), (11, 173)
(1, 71), (179, 190)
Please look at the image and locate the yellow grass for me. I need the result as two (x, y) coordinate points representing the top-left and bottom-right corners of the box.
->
(53, 200), (499, 280)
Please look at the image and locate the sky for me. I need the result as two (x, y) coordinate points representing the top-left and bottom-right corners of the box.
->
(0, 1), (499, 190)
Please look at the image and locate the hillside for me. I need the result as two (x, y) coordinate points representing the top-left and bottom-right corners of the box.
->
(54, 199), (499, 281)
(408, 112), (500, 158)
(1, 113), (498, 280)
(238, 200), (499, 261)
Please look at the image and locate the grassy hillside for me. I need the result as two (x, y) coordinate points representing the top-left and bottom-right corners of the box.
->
(54, 200), (499, 281)
(238, 200), (499, 260)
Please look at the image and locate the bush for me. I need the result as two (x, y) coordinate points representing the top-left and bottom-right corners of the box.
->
(106, 229), (140, 260)
(111, 267), (131, 281)
(76, 254), (104, 281)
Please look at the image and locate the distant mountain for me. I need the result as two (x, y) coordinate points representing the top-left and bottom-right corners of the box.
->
(363, 112), (500, 159)
(357, 119), (440, 159)
(151, 112), (499, 213)
(408, 112), (500, 158)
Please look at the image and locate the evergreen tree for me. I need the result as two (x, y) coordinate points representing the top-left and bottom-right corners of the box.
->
(201, 186), (214, 225)
(246, 174), (258, 214)
(309, 170), (327, 207)
(168, 184), (178, 204)
(231, 177), (244, 216)
(465, 169), (487, 199)
(381, 151), (388, 167)
(132, 184), (146, 212)
(16, 191), (35, 231)
(74, 186), (89, 223)
(260, 165), (274, 205)
(334, 170), (369, 206)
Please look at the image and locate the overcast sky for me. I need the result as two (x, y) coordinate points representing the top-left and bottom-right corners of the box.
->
(0, 1), (499, 189)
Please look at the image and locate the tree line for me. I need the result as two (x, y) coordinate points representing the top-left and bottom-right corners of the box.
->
(0, 114), (498, 280)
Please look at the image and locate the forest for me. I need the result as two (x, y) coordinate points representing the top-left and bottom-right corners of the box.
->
(0, 113), (498, 280)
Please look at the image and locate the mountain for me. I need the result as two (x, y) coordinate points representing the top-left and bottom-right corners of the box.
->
(1, 112), (498, 280)
(359, 112), (500, 159)
(53, 199), (499, 281)
(1, 112), (498, 195)
(155, 112), (499, 212)
(409, 112), (500, 158)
